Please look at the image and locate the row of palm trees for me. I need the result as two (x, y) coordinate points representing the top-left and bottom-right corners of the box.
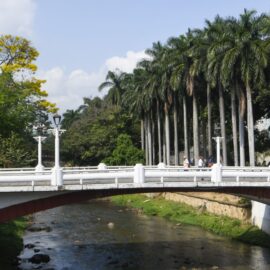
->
(99, 10), (270, 167)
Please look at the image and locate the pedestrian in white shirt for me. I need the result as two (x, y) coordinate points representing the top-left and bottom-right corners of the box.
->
(183, 156), (189, 169)
(198, 156), (204, 168)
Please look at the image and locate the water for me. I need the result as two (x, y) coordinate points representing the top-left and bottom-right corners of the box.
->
(19, 200), (270, 270)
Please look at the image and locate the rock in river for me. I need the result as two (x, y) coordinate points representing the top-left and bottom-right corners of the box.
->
(28, 254), (50, 264)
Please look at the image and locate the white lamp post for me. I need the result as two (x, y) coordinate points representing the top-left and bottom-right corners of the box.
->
(33, 125), (46, 172)
(51, 113), (65, 186)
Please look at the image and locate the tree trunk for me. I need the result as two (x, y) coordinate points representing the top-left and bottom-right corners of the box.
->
(152, 114), (156, 165)
(246, 82), (255, 166)
(202, 119), (207, 161)
(144, 116), (149, 165)
(157, 100), (162, 163)
(164, 102), (170, 165)
(183, 95), (189, 160)
(173, 94), (179, 165)
(231, 87), (238, 166)
(141, 119), (144, 150)
(147, 114), (152, 166)
(239, 106), (245, 166)
(193, 91), (199, 165)
(237, 86), (246, 167)
(163, 126), (166, 164)
(219, 83), (227, 165)
(207, 83), (212, 157)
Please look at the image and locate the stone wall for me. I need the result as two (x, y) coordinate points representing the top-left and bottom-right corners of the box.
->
(161, 192), (251, 221)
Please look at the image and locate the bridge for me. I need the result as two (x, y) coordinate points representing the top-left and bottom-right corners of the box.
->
(0, 163), (270, 222)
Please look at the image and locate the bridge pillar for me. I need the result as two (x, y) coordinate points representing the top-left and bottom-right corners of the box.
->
(51, 167), (63, 186)
(134, 164), (145, 184)
(211, 164), (222, 182)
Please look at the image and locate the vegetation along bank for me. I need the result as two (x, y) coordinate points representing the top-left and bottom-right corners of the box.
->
(0, 217), (28, 269)
(111, 194), (270, 248)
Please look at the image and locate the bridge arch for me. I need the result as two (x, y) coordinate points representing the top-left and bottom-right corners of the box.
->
(1, 187), (270, 223)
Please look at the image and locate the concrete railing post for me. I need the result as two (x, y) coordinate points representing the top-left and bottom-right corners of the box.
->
(157, 162), (166, 169)
(98, 163), (107, 170)
(134, 164), (145, 184)
(211, 163), (222, 182)
(51, 167), (63, 186)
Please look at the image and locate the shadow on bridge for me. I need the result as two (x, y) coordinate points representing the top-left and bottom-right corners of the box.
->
(1, 186), (270, 223)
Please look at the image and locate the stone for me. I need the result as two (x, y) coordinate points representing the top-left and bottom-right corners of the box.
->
(29, 254), (50, 264)
(27, 226), (52, 232)
(24, 243), (35, 249)
(107, 222), (114, 229)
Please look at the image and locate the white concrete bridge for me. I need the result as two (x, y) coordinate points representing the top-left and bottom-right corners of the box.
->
(1, 163), (270, 222)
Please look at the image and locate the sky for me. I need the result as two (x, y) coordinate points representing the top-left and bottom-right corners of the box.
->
(0, 0), (270, 113)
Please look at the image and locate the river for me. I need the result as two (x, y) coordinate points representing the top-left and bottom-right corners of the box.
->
(18, 199), (270, 270)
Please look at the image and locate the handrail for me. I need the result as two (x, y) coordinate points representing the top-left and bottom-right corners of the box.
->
(0, 164), (269, 188)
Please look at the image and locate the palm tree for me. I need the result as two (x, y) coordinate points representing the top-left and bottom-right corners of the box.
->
(98, 70), (126, 106)
(220, 10), (268, 166)
(61, 109), (81, 129)
(145, 42), (173, 165)
(207, 16), (229, 165)
(122, 68), (149, 161)
(185, 30), (201, 165)
(167, 37), (187, 165)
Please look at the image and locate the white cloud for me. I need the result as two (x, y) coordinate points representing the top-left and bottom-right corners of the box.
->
(0, 0), (36, 37)
(38, 50), (148, 113)
(105, 50), (148, 73)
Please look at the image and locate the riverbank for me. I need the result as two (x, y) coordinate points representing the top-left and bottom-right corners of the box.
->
(0, 217), (29, 269)
(111, 194), (270, 248)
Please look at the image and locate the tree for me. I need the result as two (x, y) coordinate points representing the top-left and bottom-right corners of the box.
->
(0, 133), (34, 167)
(61, 98), (140, 166)
(61, 109), (81, 129)
(103, 134), (144, 165)
(0, 35), (57, 167)
(98, 70), (126, 106)
(207, 17), (229, 165)
(220, 10), (269, 166)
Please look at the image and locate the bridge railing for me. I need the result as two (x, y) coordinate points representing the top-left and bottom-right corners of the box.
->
(0, 163), (270, 189)
(62, 167), (135, 186)
(222, 166), (270, 182)
(0, 169), (51, 188)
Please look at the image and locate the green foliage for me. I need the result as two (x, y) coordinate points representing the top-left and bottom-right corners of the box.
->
(111, 194), (270, 248)
(0, 35), (58, 168)
(0, 133), (34, 167)
(0, 73), (36, 136)
(103, 134), (144, 165)
(0, 217), (28, 269)
(61, 98), (141, 166)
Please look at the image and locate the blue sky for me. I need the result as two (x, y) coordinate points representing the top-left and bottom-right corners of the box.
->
(0, 0), (269, 112)
(34, 0), (270, 72)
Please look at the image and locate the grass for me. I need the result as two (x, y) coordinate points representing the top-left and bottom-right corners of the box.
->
(111, 194), (270, 248)
(0, 216), (29, 269)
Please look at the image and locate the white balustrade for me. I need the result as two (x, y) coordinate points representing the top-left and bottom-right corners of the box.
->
(0, 163), (269, 190)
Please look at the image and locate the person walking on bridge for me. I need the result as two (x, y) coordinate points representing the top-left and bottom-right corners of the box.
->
(198, 156), (204, 168)
(183, 156), (190, 169)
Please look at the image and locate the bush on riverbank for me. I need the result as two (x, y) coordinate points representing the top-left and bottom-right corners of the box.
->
(0, 217), (28, 269)
(111, 194), (270, 248)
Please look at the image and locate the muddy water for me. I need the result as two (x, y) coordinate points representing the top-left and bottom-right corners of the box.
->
(19, 200), (270, 270)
